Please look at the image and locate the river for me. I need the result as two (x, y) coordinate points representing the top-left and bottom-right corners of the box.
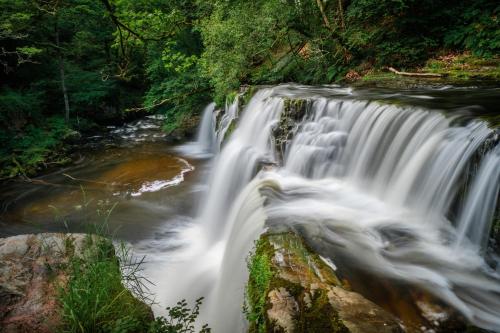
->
(0, 115), (208, 242)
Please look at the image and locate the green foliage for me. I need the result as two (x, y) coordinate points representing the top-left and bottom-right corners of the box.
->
(1, 0), (498, 180)
(444, 2), (500, 57)
(59, 236), (153, 333)
(198, 0), (327, 101)
(57, 199), (151, 333)
(148, 298), (210, 333)
(0, 88), (73, 178)
(245, 238), (274, 333)
(58, 196), (210, 333)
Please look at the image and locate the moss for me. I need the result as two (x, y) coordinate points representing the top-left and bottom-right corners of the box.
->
(424, 53), (500, 80)
(241, 85), (257, 106)
(267, 233), (342, 287)
(226, 91), (239, 105)
(298, 290), (349, 333)
(223, 120), (237, 142)
(357, 53), (500, 89)
(246, 233), (348, 333)
(361, 72), (399, 82)
(246, 237), (275, 333)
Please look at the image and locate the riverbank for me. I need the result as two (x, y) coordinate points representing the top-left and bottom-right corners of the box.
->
(0, 233), (153, 332)
(0, 108), (150, 181)
(350, 53), (500, 89)
(0, 232), (213, 333)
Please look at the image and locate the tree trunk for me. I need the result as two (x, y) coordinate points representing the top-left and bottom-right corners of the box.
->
(338, 0), (345, 30)
(55, 22), (70, 123)
(315, 0), (331, 29)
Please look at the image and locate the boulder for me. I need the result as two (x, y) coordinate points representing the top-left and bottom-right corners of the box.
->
(245, 232), (403, 333)
(0, 233), (90, 333)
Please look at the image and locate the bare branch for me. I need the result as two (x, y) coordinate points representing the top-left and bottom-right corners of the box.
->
(126, 88), (211, 112)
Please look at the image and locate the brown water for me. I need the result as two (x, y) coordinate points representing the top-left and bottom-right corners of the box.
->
(0, 116), (207, 243)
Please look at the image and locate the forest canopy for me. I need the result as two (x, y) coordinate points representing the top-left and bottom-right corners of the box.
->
(1, 0), (499, 177)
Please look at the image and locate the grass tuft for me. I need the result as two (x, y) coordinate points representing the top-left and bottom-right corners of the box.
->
(56, 190), (210, 333)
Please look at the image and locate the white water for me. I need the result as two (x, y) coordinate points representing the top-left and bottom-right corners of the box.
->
(154, 85), (500, 332)
(176, 102), (217, 157)
(199, 90), (282, 242)
(456, 144), (500, 251)
(216, 95), (240, 146)
(131, 158), (195, 197)
(196, 102), (217, 153)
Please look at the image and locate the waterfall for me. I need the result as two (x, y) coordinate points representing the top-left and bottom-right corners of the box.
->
(176, 102), (217, 157)
(216, 95), (240, 147)
(199, 89), (282, 242)
(163, 85), (500, 332)
(456, 144), (500, 251)
(196, 102), (217, 153)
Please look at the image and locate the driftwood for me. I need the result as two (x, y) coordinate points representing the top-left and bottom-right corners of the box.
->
(62, 173), (119, 187)
(388, 67), (443, 78)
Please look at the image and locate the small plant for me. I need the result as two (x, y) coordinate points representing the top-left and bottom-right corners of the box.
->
(148, 298), (210, 333)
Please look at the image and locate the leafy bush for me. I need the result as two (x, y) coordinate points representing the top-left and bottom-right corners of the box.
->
(148, 298), (210, 333)
(444, 1), (500, 57)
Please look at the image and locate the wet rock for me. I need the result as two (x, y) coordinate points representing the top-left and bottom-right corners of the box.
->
(267, 287), (299, 332)
(273, 98), (309, 163)
(246, 232), (403, 333)
(327, 286), (403, 333)
(63, 129), (82, 143)
(167, 114), (201, 142)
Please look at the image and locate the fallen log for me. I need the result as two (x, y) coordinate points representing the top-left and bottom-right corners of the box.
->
(388, 67), (444, 78)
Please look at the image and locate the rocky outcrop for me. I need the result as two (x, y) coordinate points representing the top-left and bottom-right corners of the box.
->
(245, 232), (404, 333)
(0, 233), (153, 333)
(273, 98), (309, 163)
(0, 233), (88, 332)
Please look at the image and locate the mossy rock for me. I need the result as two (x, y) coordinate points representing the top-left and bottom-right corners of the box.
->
(245, 232), (403, 333)
(273, 98), (309, 163)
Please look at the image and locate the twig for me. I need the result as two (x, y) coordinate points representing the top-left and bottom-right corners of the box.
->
(62, 173), (118, 186)
(25, 179), (77, 188)
(126, 87), (210, 112)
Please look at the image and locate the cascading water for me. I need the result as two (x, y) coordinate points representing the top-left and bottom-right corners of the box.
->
(157, 85), (500, 332)
(199, 89), (282, 242)
(196, 102), (217, 154)
(456, 144), (500, 251)
(216, 95), (240, 146)
(176, 102), (217, 157)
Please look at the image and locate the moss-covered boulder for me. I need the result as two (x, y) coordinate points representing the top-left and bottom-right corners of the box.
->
(245, 232), (403, 333)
